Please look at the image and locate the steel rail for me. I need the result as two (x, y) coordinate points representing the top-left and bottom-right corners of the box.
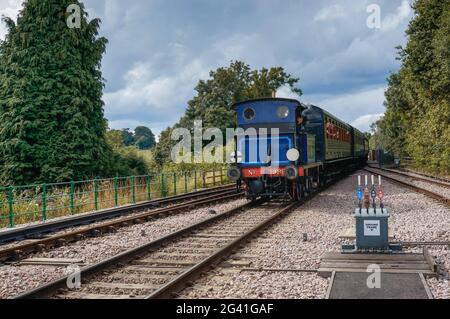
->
(146, 175), (336, 300)
(13, 200), (261, 299)
(0, 185), (236, 244)
(14, 170), (353, 299)
(0, 190), (243, 262)
(0, 184), (235, 244)
(367, 165), (450, 189)
(398, 241), (450, 247)
(146, 201), (300, 299)
(364, 168), (450, 207)
(400, 168), (450, 184)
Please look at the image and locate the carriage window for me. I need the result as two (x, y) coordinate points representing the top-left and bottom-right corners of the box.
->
(276, 106), (290, 119)
(243, 107), (256, 121)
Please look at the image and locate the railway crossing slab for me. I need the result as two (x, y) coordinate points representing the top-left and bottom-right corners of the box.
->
(320, 251), (436, 299)
(326, 271), (433, 299)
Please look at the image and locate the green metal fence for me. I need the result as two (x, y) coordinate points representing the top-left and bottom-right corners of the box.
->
(0, 168), (229, 229)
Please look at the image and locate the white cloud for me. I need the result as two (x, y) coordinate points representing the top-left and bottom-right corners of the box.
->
(314, 4), (346, 22)
(381, 0), (412, 32)
(276, 85), (301, 100)
(351, 113), (384, 131)
(0, 0), (22, 40)
(104, 58), (209, 123)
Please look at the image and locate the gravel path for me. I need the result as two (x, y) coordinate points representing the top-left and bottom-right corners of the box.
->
(180, 171), (449, 299)
(0, 199), (246, 299)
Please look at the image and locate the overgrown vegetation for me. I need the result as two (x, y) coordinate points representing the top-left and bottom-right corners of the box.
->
(0, 0), (113, 185)
(105, 129), (150, 176)
(374, 0), (450, 175)
(0, 1), (153, 185)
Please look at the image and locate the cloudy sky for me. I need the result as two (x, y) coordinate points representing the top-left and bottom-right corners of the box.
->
(0, 0), (414, 136)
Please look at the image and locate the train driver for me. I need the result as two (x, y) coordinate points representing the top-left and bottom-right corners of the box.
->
(297, 115), (306, 131)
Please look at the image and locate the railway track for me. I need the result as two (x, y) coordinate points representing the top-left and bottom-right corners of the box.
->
(8, 170), (385, 299)
(364, 167), (450, 207)
(0, 186), (243, 263)
(400, 241), (450, 247)
(399, 168), (450, 184)
(14, 199), (302, 299)
(367, 165), (450, 189)
(0, 184), (237, 244)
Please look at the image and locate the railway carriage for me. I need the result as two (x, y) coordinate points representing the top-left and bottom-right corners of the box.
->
(228, 98), (368, 201)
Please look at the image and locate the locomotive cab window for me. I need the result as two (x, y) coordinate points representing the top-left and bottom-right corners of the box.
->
(276, 106), (290, 119)
(243, 107), (256, 121)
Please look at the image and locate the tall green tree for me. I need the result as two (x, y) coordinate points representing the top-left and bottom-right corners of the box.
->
(154, 60), (301, 167)
(378, 0), (450, 174)
(178, 61), (301, 133)
(0, 0), (112, 184)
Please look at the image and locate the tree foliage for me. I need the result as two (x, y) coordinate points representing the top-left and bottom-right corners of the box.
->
(112, 127), (156, 150)
(105, 129), (149, 176)
(134, 126), (156, 150)
(153, 60), (301, 167)
(121, 129), (135, 147)
(0, 0), (114, 184)
(377, 0), (450, 174)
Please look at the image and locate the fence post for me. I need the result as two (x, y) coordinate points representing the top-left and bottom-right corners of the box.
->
(42, 183), (47, 222)
(220, 168), (224, 185)
(184, 172), (188, 193)
(161, 173), (165, 197)
(203, 171), (206, 188)
(173, 172), (177, 196)
(131, 176), (136, 204)
(194, 171), (197, 191)
(8, 186), (14, 228)
(94, 179), (98, 211)
(213, 170), (217, 186)
(114, 177), (119, 207)
(147, 175), (152, 200)
(70, 181), (75, 215)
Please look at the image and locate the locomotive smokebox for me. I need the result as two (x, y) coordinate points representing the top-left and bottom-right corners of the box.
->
(249, 180), (264, 194)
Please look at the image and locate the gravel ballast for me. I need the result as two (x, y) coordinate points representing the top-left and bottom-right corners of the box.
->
(0, 199), (246, 298)
(2, 169), (449, 299)
(181, 171), (449, 299)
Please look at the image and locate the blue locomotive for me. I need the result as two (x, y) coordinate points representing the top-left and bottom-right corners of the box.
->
(228, 98), (368, 201)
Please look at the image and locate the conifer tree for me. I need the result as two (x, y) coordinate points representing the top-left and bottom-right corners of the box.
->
(0, 0), (112, 184)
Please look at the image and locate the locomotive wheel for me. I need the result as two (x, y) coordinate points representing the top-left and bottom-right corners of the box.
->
(291, 181), (302, 201)
(296, 182), (302, 201)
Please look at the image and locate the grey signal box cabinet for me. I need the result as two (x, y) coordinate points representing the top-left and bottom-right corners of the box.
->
(354, 208), (390, 250)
